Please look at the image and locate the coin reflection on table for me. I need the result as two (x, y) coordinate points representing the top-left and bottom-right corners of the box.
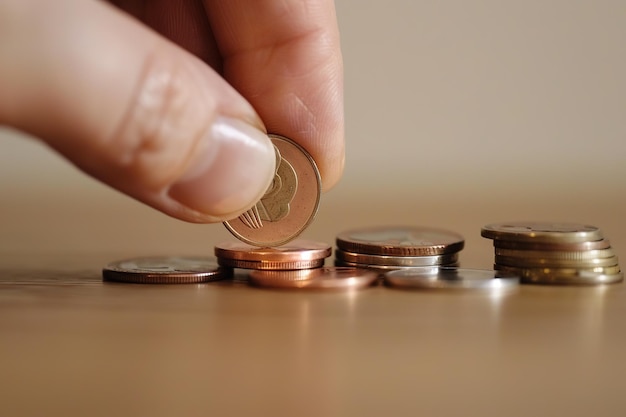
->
(223, 134), (322, 247)
(102, 256), (229, 284)
(249, 266), (379, 290)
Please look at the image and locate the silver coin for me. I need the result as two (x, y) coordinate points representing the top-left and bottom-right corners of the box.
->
(335, 260), (460, 272)
(384, 267), (519, 290)
(103, 256), (229, 284)
(334, 248), (459, 267)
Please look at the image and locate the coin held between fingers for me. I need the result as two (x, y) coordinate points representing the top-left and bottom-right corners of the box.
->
(223, 134), (322, 247)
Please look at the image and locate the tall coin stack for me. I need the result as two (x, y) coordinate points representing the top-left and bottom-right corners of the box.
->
(481, 221), (623, 285)
(334, 226), (464, 272)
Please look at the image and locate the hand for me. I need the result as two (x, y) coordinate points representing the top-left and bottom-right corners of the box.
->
(0, 0), (344, 222)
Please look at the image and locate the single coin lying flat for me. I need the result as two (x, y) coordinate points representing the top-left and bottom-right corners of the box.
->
(102, 256), (228, 284)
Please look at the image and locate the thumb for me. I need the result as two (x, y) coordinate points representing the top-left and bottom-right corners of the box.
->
(0, 0), (276, 223)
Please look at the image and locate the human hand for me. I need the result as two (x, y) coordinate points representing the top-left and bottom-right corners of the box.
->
(0, 0), (344, 223)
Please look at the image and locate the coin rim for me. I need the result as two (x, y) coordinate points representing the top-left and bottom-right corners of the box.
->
(334, 248), (459, 266)
(217, 258), (326, 270)
(494, 254), (619, 268)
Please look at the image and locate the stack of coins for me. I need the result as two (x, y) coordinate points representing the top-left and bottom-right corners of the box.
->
(214, 240), (379, 290)
(481, 221), (623, 285)
(334, 226), (464, 272)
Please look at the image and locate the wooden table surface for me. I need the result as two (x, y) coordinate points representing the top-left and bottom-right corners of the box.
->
(2, 189), (626, 417)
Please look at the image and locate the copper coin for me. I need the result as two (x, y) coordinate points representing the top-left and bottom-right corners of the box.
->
(481, 222), (603, 243)
(493, 238), (611, 251)
(384, 267), (519, 290)
(218, 258), (326, 270)
(494, 254), (619, 269)
(248, 266), (379, 290)
(336, 226), (464, 256)
(223, 134), (321, 247)
(214, 239), (331, 270)
(102, 256), (228, 284)
(334, 248), (459, 267)
(495, 265), (623, 285)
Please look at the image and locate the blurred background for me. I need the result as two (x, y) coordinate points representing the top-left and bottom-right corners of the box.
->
(2, 0), (625, 266)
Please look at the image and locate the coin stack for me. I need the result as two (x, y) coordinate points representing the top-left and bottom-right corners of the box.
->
(214, 240), (380, 290)
(334, 226), (465, 272)
(481, 221), (623, 285)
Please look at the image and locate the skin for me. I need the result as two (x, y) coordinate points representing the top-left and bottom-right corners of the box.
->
(0, 0), (344, 223)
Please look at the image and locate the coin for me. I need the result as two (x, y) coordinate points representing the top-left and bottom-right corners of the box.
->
(493, 238), (611, 252)
(336, 226), (464, 256)
(494, 254), (619, 269)
(214, 239), (331, 270)
(223, 134), (322, 247)
(248, 266), (379, 290)
(335, 260), (460, 272)
(481, 222), (603, 243)
(334, 248), (459, 267)
(494, 247), (617, 260)
(102, 256), (228, 284)
(384, 267), (519, 290)
(495, 265), (623, 285)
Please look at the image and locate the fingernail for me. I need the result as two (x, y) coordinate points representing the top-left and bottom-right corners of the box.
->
(168, 116), (276, 219)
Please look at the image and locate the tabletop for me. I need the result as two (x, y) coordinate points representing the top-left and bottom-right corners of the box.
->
(2, 187), (626, 417)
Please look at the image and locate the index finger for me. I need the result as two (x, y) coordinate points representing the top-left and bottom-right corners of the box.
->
(205, 0), (344, 191)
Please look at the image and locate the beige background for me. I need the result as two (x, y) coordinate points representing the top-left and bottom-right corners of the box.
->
(2, 2), (626, 417)
(2, 0), (625, 257)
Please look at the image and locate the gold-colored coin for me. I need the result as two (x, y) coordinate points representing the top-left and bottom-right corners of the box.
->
(495, 265), (623, 285)
(494, 254), (619, 269)
(494, 247), (616, 261)
(481, 222), (603, 244)
(223, 134), (321, 247)
(493, 238), (611, 252)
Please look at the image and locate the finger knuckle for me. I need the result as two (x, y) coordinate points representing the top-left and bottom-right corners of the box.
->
(111, 51), (211, 190)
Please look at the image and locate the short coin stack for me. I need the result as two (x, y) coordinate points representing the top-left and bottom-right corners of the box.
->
(214, 239), (378, 290)
(334, 226), (464, 272)
(481, 221), (623, 285)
